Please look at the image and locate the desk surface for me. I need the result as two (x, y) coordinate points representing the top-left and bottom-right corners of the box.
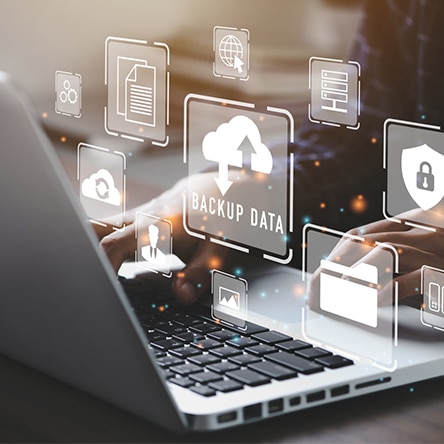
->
(1, 352), (443, 443)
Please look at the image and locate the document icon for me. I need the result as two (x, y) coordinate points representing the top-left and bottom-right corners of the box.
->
(105, 37), (169, 145)
(125, 64), (156, 127)
(319, 259), (378, 328)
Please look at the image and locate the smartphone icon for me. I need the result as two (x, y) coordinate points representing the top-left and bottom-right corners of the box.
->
(428, 282), (440, 312)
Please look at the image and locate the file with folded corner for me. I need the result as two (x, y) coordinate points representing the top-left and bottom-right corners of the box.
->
(319, 259), (378, 328)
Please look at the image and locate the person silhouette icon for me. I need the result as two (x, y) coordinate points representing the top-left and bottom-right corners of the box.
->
(141, 224), (166, 266)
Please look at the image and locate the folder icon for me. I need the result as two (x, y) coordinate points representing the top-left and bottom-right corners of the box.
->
(319, 259), (378, 328)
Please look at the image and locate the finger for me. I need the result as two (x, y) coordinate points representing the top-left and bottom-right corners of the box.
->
(378, 269), (422, 304)
(172, 241), (227, 305)
(100, 224), (137, 273)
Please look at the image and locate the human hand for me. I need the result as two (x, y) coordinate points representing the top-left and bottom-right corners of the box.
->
(93, 173), (229, 305)
(316, 210), (444, 303)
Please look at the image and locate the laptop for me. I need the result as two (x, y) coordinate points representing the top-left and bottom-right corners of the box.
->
(1, 0), (444, 433)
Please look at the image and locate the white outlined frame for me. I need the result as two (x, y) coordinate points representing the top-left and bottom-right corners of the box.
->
(382, 118), (441, 232)
(420, 265), (444, 332)
(135, 212), (173, 278)
(213, 26), (250, 81)
(308, 56), (361, 130)
(77, 142), (126, 232)
(104, 36), (170, 146)
(210, 269), (248, 331)
(183, 93), (295, 264)
(301, 223), (399, 372)
(55, 70), (82, 118)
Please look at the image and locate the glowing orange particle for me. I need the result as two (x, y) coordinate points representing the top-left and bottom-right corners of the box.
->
(208, 256), (222, 269)
(314, 160), (320, 167)
(60, 136), (67, 143)
(320, 202), (326, 209)
(42, 112), (48, 119)
(177, 272), (186, 279)
(371, 137), (377, 144)
(350, 194), (368, 214)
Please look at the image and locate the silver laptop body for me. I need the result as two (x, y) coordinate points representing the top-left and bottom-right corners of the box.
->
(1, 73), (444, 432)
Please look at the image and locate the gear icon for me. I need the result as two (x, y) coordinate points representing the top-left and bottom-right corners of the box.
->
(68, 88), (78, 104)
(59, 90), (68, 103)
(59, 79), (78, 105)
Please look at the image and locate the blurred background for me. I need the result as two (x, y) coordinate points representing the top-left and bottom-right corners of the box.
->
(0, 0), (363, 207)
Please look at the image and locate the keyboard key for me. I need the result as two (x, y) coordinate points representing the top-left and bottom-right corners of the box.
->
(189, 371), (223, 384)
(155, 324), (187, 336)
(156, 355), (183, 369)
(248, 361), (298, 381)
(209, 346), (243, 359)
(228, 354), (261, 366)
(170, 363), (202, 376)
(190, 385), (217, 397)
(209, 379), (244, 393)
(188, 354), (221, 367)
(276, 339), (312, 352)
(245, 344), (277, 356)
(226, 369), (271, 387)
(153, 350), (167, 358)
(226, 337), (259, 349)
(169, 377), (195, 388)
(172, 314), (203, 327)
(145, 331), (166, 343)
(315, 355), (354, 369)
(163, 369), (175, 379)
(265, 352), (324, 375)
(251, 330), (292, 344)
(207, 362), (240, 374)
(172, 331), (205, 343)
(241, 322), (269, 336)
(169, 347), (202, 359)
(207, 330), (240, 342)
(190, 339), (224, 351)
(190, 323), (222, 334)
(151, 338), (184, 351)
(296, 347), (332, 360)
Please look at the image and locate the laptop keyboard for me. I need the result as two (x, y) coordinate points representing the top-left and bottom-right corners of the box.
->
(127, 291), (354, 397)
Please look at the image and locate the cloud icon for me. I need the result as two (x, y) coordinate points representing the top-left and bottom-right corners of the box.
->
(81, 169), (121, 206)
(202, 115), (273, 174)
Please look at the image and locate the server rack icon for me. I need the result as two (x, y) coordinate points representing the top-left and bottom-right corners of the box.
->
(320, 70), (348, 113)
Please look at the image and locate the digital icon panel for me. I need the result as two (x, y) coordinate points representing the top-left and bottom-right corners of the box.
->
(211, 270), (247, 329)
(421, 266), (444, 331)
(55, 71), (81, 117)
(213, 26), (249, 81)
(303, 224), (398, 371)
(136, 213), (172, 277)
(184, 94), (293, 262)
(105, 37), (169, 145)
(385, 119), (444, 230)
(77, 143), (126, 228)
(309, 57), (360, 129)
(319, 259), (378, 328)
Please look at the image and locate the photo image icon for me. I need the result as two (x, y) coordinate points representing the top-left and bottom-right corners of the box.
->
(212, 270), (247, 328)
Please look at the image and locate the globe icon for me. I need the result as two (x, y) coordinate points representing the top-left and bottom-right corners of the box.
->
(218, 34), (243, 68)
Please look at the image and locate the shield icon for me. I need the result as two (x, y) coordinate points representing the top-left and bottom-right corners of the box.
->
(401, 144), (444, 211)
